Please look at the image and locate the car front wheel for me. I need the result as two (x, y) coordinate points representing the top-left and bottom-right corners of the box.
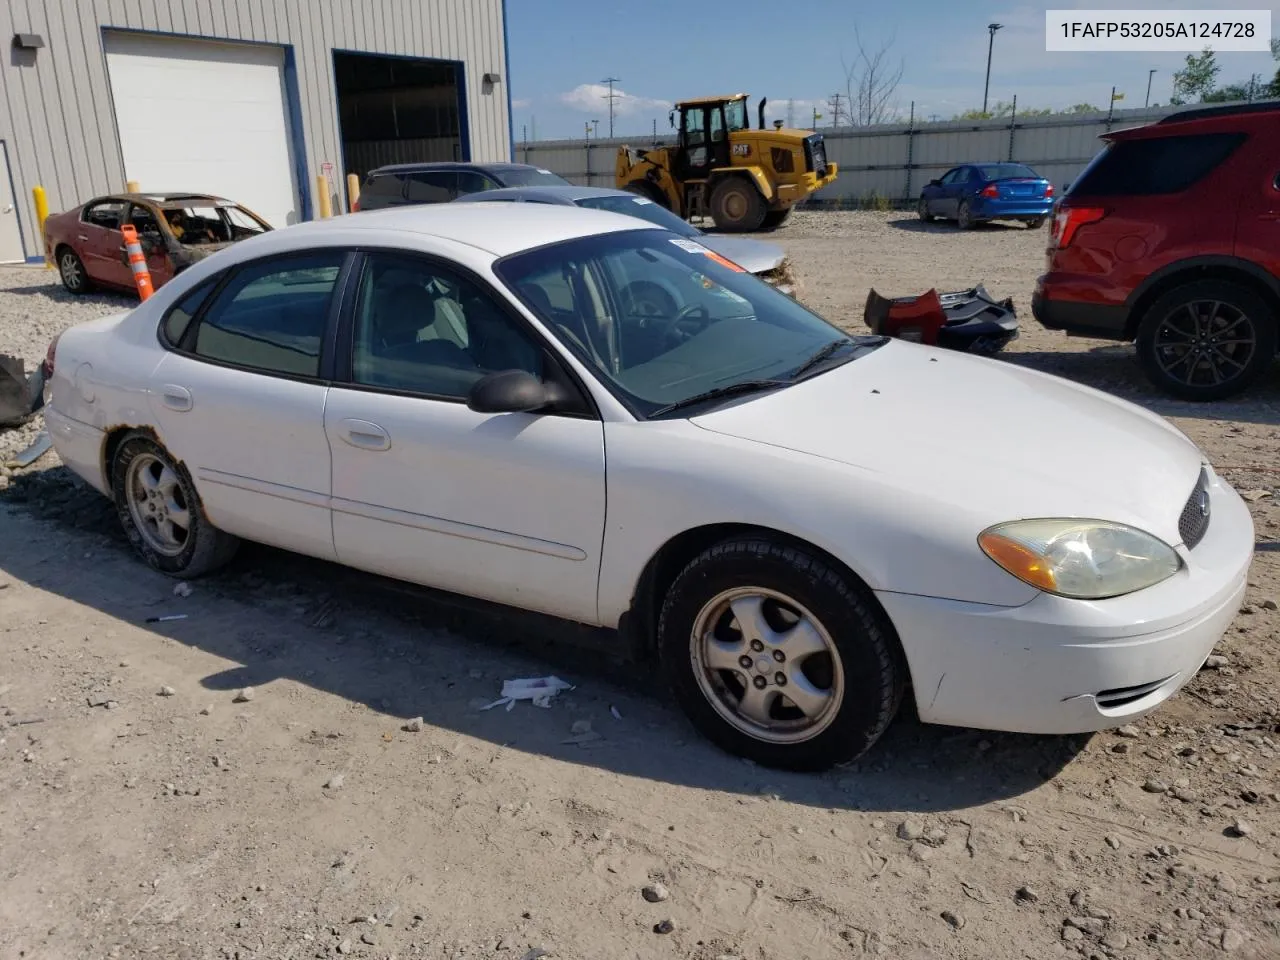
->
(1135, 280), (1277, 401)
(658, 537), (905, 771)
(917, 197), (934, 222)
(956, 200), (975, 230)
(111, 432), (240, 577)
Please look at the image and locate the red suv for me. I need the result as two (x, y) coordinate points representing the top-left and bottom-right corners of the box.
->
(1032, 102), (1280, 401)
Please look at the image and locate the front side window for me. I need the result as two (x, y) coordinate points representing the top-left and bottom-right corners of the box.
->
(405, 171), (456, 203)
(191, 252), (345, 377)
(724, 98), (749, 132)
(495, 230), (882, 417)
(350, 252), (543, 399)
(456, 171), (498, 195)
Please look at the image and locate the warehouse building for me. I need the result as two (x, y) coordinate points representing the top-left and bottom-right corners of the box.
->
(0, 0), (512, 263)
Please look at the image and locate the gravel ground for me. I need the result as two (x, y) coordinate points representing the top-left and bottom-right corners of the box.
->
(1, 212), (1278, 960)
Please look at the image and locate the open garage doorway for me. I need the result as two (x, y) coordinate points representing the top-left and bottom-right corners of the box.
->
(333, 51), (466, 185)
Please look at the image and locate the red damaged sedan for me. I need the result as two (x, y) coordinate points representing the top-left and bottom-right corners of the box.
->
(43, 192), (272, 296)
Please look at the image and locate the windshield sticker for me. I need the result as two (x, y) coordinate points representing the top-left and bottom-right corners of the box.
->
(631, 197), (654, 205)
(536, 168), (552, 174)
(669, 237), (747, 272)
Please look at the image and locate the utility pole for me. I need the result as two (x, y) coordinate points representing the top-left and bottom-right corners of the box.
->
(785, 99), (795, 128)
(828, 92), (845, 127)
(812, 106), (822, 128)
(601, 76), (620, 138)
(522, 124), (527, 144)
(983, 22), (1003, 115)
(652, 117), (657, 141)
(1145, 69), (1156, 107)
(592, 119), (600, 139)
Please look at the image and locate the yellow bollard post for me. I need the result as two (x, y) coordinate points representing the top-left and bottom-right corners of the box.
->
(32, 186), (50, 269)
(315, 174), (331, 218)
(346, 173), (360, 212)
(125, 180), (140, 193)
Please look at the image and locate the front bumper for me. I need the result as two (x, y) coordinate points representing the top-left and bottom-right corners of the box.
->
(877, 472), (1254, 735)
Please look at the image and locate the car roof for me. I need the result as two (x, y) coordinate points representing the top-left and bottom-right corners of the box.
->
(1110, 99), (1280, 140)
(368, 161), (548, 175)
(273, 201), (664, 258)
(91, 192), (233, 206)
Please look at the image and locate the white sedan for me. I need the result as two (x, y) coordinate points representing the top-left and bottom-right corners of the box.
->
(42, 203), (1254, 771)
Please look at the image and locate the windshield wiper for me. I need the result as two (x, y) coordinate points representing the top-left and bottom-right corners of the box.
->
(648, 379), (790, 418)
(788, 337), (855, 380)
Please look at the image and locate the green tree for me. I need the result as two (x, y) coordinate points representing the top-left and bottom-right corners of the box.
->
(1202, 82), (1251, 103)
(1171, 47), (1220, 103)
(1061, 103), (1101, 114)
(1268, 37), (1280, 98)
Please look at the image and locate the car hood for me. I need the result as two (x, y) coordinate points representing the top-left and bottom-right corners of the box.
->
(696, 235), (786, 275)
(690, 340), (1205, 544)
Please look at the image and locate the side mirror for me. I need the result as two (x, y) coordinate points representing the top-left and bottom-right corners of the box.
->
(927, 179), (942, 187)
(1063, 181), (1072, 192)
(467, 369), (560, 414)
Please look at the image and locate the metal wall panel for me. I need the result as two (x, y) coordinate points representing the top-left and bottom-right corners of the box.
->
(517, 104), (1228, 208)
(0, 0), (510, 259)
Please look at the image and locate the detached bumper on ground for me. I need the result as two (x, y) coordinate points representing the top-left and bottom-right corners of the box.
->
(878, 473), (1254, 735)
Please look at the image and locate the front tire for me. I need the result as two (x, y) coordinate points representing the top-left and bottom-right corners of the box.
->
(57, 247), (91, 294)
(111, 432), (240, 577)
(917, 197), (934, 222)
(1134, 280), (1276, 401)
(956, 200), (975, 230)
(657, 537), (905, 771)
(709, 177), (768, 233)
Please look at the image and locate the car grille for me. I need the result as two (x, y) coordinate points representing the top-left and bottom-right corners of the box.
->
(1178, 467), (1211, 550)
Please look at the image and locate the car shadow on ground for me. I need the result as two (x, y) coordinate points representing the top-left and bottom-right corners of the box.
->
(886, 217), (1035, 234)
(0, 469), (1087, 814)
(1, 283), (135, 307)
(999, 344), (1280, 427)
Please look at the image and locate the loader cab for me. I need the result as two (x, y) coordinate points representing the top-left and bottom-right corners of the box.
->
(674, 95), (750, 180)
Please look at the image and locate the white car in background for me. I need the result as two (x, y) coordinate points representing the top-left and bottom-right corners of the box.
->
(41, 203), (1254, 771)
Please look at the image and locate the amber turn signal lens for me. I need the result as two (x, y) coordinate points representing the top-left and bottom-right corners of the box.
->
(978, 532), (1058, 592)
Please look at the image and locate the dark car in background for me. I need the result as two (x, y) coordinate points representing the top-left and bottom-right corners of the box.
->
(353, 162), (570, 211)
(918, 163), (1054, 230)
(1033, 101), (1280, 402)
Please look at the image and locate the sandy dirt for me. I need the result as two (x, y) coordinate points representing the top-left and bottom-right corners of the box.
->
(1, 212), (1278, 960)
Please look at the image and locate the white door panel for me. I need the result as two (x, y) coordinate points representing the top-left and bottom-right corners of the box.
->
(147, 353), (335, 560)
(103, 31), (299, 228)
(325, 389), (606, 623)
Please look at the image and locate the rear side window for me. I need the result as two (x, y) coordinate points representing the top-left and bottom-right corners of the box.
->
(405, 171), (456, 202)
(1071, 133), (1247, 196)
(162, 276), (219, 346)
(191, 252), (346, 377)
(361, 174), (405, 201)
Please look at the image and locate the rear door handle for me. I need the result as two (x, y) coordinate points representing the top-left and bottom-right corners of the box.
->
(160, 384), (192, 412)
(339, 418), (391, 451)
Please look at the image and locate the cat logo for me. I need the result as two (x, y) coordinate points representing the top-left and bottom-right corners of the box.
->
(732, 143), (751, 157)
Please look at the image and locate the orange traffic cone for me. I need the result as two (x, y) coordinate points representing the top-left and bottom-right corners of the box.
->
(120, 225), (154, 300)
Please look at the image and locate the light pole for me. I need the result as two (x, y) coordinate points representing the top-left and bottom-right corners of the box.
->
(601, 76), (620, 138)
(983, 22), (1003, 115)
(1145, 69), (1156, 107)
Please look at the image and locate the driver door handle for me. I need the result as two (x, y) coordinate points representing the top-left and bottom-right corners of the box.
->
(339, 418), (391, 451)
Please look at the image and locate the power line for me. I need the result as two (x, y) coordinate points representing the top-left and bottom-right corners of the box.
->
(827, 92), (845, 127)
(601, 76), (621, 138)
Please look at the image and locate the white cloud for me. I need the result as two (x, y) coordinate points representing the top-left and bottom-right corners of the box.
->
(558, 83), (671, 116)
(511, 98), (532, 109)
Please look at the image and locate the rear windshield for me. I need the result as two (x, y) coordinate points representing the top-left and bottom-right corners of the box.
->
(576, 195), (700, 236)
(496, 167), (570, 187)
(1069, 132), (1246, 196)
(976, 163), (1039, 180)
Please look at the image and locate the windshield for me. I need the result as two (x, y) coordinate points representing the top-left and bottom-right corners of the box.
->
(575, 195), (700, 237)
(725, 98), (749, 131)
(977, 163), (1039, 181)
(494, 229), (882, 418)
(497, 167), (570, 187)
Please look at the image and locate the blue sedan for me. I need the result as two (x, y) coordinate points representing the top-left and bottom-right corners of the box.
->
(918, 163), (1054, 230)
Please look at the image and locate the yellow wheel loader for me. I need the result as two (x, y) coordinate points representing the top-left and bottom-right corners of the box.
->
(615, 94), (839, 233)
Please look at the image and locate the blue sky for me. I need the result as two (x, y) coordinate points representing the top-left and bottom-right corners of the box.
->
(506, 0), (1279, 140)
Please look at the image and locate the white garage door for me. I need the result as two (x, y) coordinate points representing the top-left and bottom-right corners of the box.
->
(103, 31), (300, 229)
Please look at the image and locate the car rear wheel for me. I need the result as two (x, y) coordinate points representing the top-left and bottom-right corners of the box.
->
(657, 536), (905, 771)
(709, 177), (768, 233)
(111, 432), (240, 577)
(956, 200), (975, 230)
(1135, 280), (1277, 402)
(917, 197), (934, 222)
(57, 248), (91, 294)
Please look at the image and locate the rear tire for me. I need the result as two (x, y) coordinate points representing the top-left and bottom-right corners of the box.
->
(760, 208), (792, 230)
(110, 432), (240, 578)
(57, 247), (92, 295)
(1134, 280), (1276, 402)
(657, 536), (905, 771)
(709, 177), (768, 233)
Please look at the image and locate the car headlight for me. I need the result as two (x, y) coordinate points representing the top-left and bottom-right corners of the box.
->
(978, 519), (1181, 599)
